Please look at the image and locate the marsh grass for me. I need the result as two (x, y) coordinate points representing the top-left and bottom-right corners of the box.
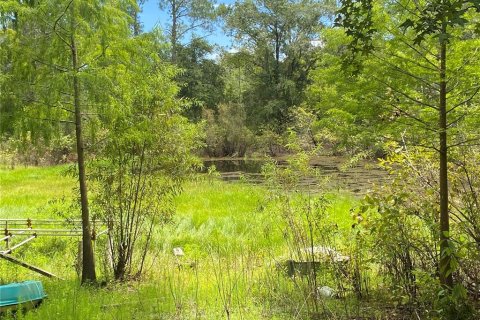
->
(0, 165), (362, 319)
(0, 166), (74, 218)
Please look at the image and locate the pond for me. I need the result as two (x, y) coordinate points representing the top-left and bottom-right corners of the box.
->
(202, 156), (389, 195)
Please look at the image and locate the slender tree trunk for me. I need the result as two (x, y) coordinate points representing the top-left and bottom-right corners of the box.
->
(438, 28), (453, 288)
(131, 0), (145, 36)
(132, 12), (141, 36)
(71, 2), (96, 284)
(171, 0), (178, 63)
(274, 23), (280, 84)
(114, 248), (127, 281)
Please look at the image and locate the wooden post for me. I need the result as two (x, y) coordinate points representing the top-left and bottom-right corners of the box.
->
(4, 221), (9, 251)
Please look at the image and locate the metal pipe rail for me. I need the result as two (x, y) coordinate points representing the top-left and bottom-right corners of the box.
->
(1, 218), (111, 279)
(1, 219), (110, 223)
(7, 229), (82, 233)
(2, 219), (108, 233)
(1, 235), (37, 254)
(1, 229), (31, 242)
(4, 228), (108, 237)
(1, 219), (83, 222)
(1, 219), (103, 226)
(0, 253), (60, 278)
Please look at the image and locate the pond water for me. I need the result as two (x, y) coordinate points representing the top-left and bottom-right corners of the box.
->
(202, 156), (388, 195)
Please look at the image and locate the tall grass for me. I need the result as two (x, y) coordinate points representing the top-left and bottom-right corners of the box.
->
(0, 166), (360, 319)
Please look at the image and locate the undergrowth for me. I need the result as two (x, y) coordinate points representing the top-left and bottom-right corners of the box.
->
(0, 165), (365, 319)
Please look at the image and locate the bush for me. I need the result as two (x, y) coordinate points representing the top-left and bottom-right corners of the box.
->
(203, 103), (254, 157)
(356, 144), (479, 318)
(0, 134), (75, 167)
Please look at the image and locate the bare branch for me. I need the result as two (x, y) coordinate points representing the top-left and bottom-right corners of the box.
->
(373, 53), (438, 90)
(32, 58), (68, 73)
(388, 102), (438, 132)
(22, 97), (74, 114)
(77, 45), (110, 70)
(447, 86), (480, 114)
(448, 137), (480, 149)
(389, 52), (438, 72)
(447, 47), (480, 83)
(372, 75), (439, 110)
(52, 0), (75, 48)
(383, 28), (439, 69)
(447, 113), (467, 128)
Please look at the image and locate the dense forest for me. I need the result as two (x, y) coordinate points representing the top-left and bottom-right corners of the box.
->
(1, 0), (480, 319)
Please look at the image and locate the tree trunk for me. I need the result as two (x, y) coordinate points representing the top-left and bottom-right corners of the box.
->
(114, 247), (127, 281)
(71, 2), (96, 284)
(171, 0), (178, 63)
(274, 22), (280, 84)
(131, 0), (145, 36)
(438, 29), (453, 289)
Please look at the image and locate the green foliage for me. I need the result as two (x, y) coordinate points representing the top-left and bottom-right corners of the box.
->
(337, 0), (480, 66)
(259, 144), (369, 318)
(307, 1), (480, 155)
(2, 0), (480, 317)
(223, 0), (335, 130)
(85, 33), (201, 280)
(331, 0), (480, 298)
(175, 39), (225, 121)
(203, 103), (254, 157)
(356, 145), (480, 317)
(159, 0), (218, 61)
(1, 0), (133, 139)
(0, 135), (75, 167)
(255, 127), (285, 157)
(400, 0), (480, 44)
(435, 284), (475, 320)
(304, 28), (388, 155)
(335, 0), (375, 64)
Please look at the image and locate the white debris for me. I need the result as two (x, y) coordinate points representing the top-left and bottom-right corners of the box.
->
(173, 247), (184, 257)
(317, 286), (336, 298)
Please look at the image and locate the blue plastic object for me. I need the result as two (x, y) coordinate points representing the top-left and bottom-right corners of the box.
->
(0, 281), (46, 309)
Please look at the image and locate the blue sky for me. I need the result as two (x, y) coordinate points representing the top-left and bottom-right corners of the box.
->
(139, 0), (236, 48)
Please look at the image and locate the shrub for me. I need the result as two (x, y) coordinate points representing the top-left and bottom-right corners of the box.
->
(203, 103), (254, 157)
(357, 144), (479, 318)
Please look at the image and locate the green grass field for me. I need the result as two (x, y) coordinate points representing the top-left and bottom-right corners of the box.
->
(0, 166), (74, 218)
(0, 165), (359, 319)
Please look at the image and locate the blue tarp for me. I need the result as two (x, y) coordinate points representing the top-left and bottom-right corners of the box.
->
(0, 281), (46, 307)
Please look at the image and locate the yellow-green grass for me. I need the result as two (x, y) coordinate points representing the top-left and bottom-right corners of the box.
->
(0, 165), (360, 319)
(0, 165), (356, 229)
(0, 165), (358, 268)
(0, 166), (74, 218)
